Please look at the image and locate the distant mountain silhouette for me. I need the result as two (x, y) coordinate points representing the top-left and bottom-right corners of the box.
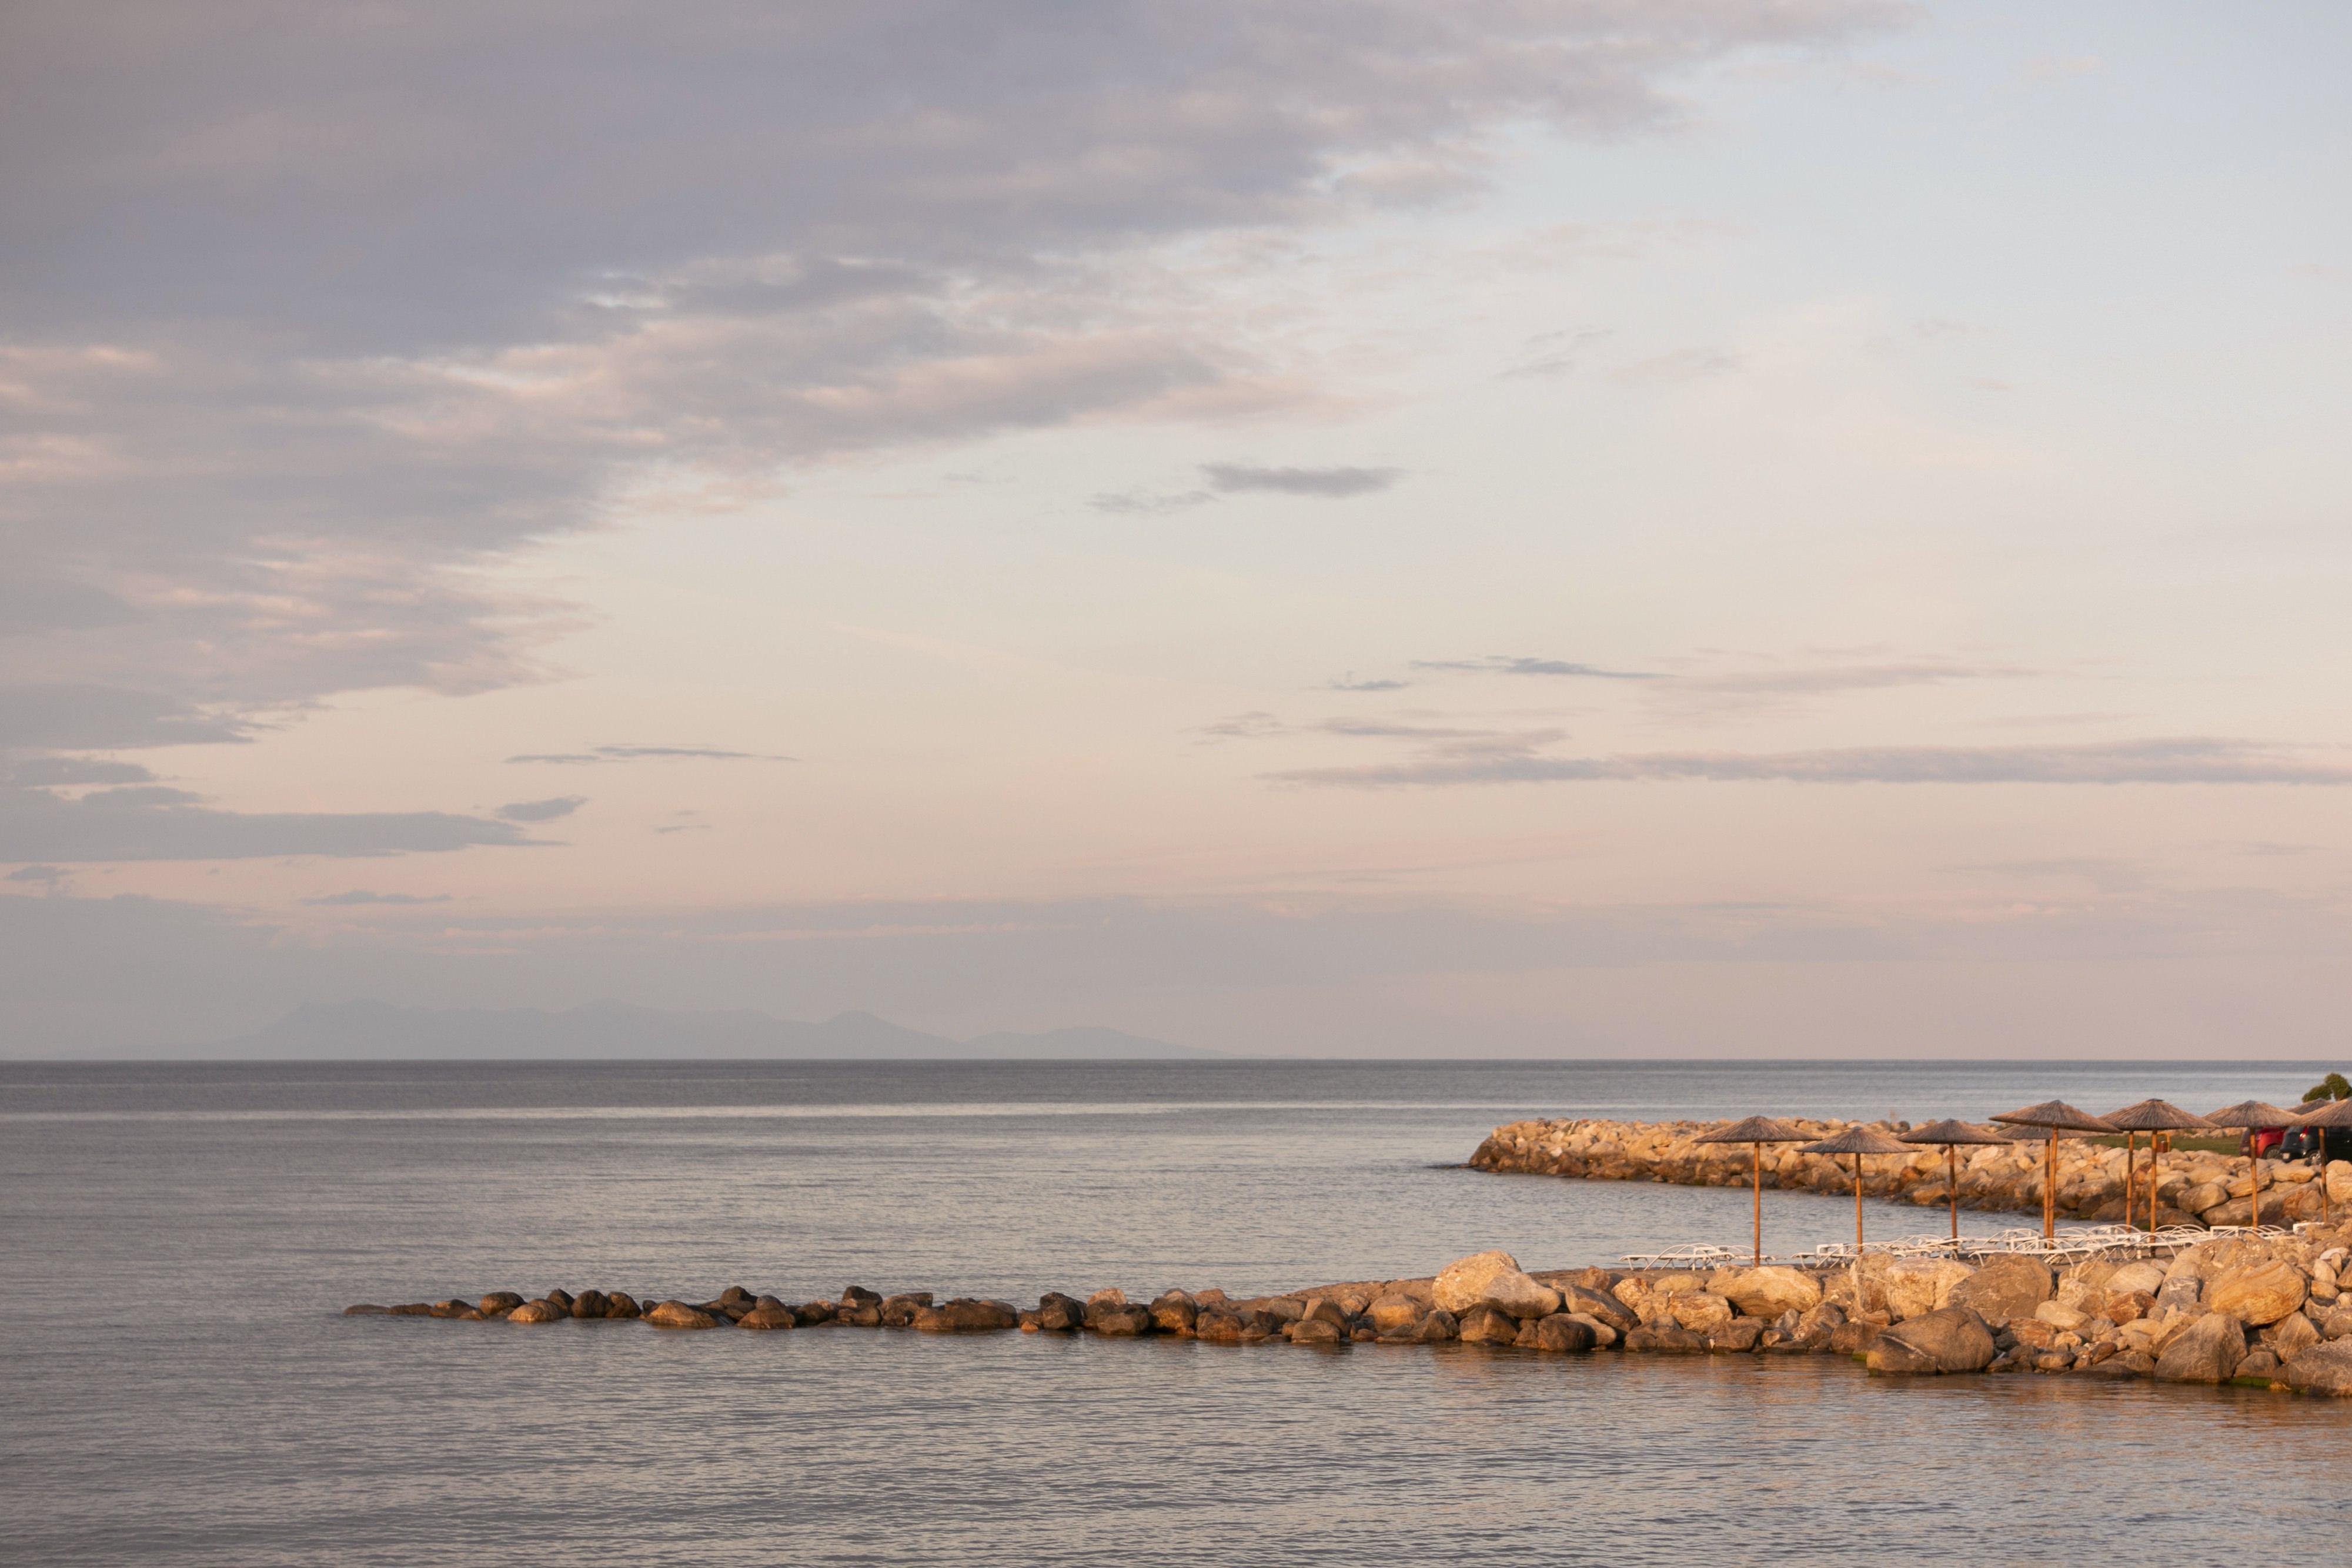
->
(189, 999), (1220, 1060)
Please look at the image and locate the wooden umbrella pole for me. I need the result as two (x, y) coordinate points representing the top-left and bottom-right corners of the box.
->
(1947, 1143), (1959, 1242)
(1851, 1154), (1864, 1305)
(2124, 1132), (2137, 1234)
(2043, 1134), (2057, 1239)
(2249, 1149), (2260, 1231)
(1751, 1142), (1763, 1268)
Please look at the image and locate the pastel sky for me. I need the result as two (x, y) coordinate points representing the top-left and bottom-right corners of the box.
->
(5, 2), (2349, 1056)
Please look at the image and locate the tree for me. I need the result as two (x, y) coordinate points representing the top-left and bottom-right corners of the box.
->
(2303, 1072), (2351, 1104)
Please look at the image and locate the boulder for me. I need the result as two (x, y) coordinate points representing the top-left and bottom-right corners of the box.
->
(479, 1291), (525, 1316)
(914, 1298), (1021, 1333)
(544, 1288), (576, 1312)
(1090, 1303), (1154, 1336)
(1456, 1305), (1521, 1345)
(1434, 1251), (1523, 1315)
(1301, 1297), (1350, 1329)
(2154, 1275), (2203, 1313)
(507, 1299), (566, 1324)
(2283, 1339), (2352, 1395)
(1623, 1324), (1706, 1354)
(1563, 1312), (1618, 1348)
(2181, 1180), (2230, 1215)
(1287, 1317), (1344, 1345)
(343, 1304), (390, 1315)
(2033, 1302), (2090, 1333)
(2075, 1349), (2156, 1379)
(1707, 1318), (1765, 1353)
(1884, 1260), (1975, 1322)
(1034, 1292), (1087, 1331)
(1718, 1266), (1821, 1320)
(1557, 1284), (1638, 1335)
(1866, 1307), (1997, 1375)
(791, 1300), (834, 1325)
(878, 1293), (933, 1326)
(1949, 1256), (2053, 1322)
(1480, 1271), (1563, 1321)
(2330, 1163), (2352, 1206)
(715, 1286), (750, 1308)
(1367, 1293), (1424, 1335)
(1416, 1309), (1459, 1342)
(1668, 1292), (1734, 1335)
(1528, 1313), (1598, 1353)
(1193, 1310), (1245, 1344)
(2324, 1303), (2352, 1341)
(1148, 1291), (1199, 1336)
(2263, 1312), (2320, 1359)
(2237, 1348), (2281, 1381)
(738, 1304), (797, 1330)
(2153, 1312), (2246, 1383)
(645, 1300), (721, 1330)
(387, 1303), (432, 1316)
(606, 1292), (642, 1320)
(2206, 1259), (2306, 1326)
(429, 1299), (475, 1319)
(2105, 1261), (2165, 1297)
(1829, 1319), (1884, 1356)
(570, 1289), (610, 1319)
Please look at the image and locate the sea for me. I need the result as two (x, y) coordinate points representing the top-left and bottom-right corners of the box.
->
(6, 1058), (2350, 1567)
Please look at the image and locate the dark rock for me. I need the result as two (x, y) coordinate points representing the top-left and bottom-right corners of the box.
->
(645, 1299), (721, 1330)
(1456, 1305), (1520, 1345)
(2236, 1348), (2282, 1382)
(1829, 1319), (1885, 1356)
(429, 1299), (472, 1319)
(792, 1300), (836, 1325)
(914, 1299), (1021, 1333)
(1556, 1284), (1638, 1335)
(606, 1292), (642, 1320)
(1288, 1318), (1344, 1346)
(570, 1289), (610, 1319)
(2154, 1312), (2246, 1383)
(342, 1304), (389, 1315)
(1531, 1313), (1598, 1353)
(1707, 1317), (1765, 1353)
(836, 1303), (882, 1328)
(1148, 1291), (1198, 1336)
(840, 1286), (882, 1308)
(2076, 1349), (2156, 1379)
(738, 1303), (797, 1330)
(1623, 1325), (1706, 1354)
(717, 1286), (753, 1308)
(879, 1293), (933, 1327)
(2283, 1339), (2352, 1395)
(1416, 1309), (1459, 1342)
(1194, 1310), (1245, 1344)
(1090, 1303), (1154, 1336)
(1865, 1307), (1997, 1375)
(1301, 1298), (1349, 1330)
(387, 1303), (432, 1316)
(507, 1299), (566, 1324)
(543, 1289), (575, 1312)
(479, 1292), (524, 1316)
(1035, 1292), (1087, 1332)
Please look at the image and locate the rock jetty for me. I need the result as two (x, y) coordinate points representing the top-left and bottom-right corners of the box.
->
(1469, 1116), (2352, 1229)
(343, 1226), (2352, 1392)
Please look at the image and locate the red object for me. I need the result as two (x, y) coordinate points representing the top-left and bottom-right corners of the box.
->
(2250, 1126), (2286, 1156)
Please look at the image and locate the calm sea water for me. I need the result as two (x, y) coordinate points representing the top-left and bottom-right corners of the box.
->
(5, 1058), (2348, 1566)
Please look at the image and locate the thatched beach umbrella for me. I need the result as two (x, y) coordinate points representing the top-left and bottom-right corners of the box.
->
(1796, 1125), (1917, 1270)
(2293, 1097), (2352, 1223)
(1695, 1116), (1812, 1266)
(2103, 1099), (2217, 1232)
(1989, 1101), (2121, 1239)
(1898, 1120), (2016, 1242)
(2204, 1101), (2303, 1231)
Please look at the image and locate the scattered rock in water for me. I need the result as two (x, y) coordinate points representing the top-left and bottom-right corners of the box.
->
(607, 1292), (642, 1320)
(737, 1296), (796, 1330)
(837, 1302), (882, 1327)
(507, 1299), (566, 1324)
(1866, 1308), (1996, 1375)
(342, 1303), (389, 1315)
(914, 1299), (1020, 1333)
(878, 1293), (932, 1327)
(2076, 1349), (2156, 1379)
(1456, 1305), (1521, 1345)
(479, 1292), (524, 1317)
(840, 1286), (882, 1309)
(1828, 1318), (1885, 1357)
(791, 1300), (835, 1326)
(2236, 1348), (2283, 1382)
(1089, 1302), (1154, 1337)
(644, 1300), (721, 1330)
(1288, 1318), (1344, 1346)
(1367, 1293), (1424, 1335)
(570, 1289), (609, 1319)
(544, 1289), (575, 1313)
(1528, 1313), (1598, 1353)
(1148, 1290), (1199, 1336)
(1033, 1292), (1087, 1332)
(387, 1302), (432, 1316)
(1623, 1324), (1706, 1355)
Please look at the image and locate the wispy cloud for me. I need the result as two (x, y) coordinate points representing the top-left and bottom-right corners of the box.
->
(1273, 737), (2352, 788)
(1202, 463), (1402, 497)
(1090, 489), (1216, 516)
(1611, 347), (1739, 386)
(506, 744), (787, 764)
(1412, 656), (1658, 680)
(496, 796), (587, 823)
(1326, 674), (1411, 692)
(4, 864), (71, 888)
(300, 890), (454, 907)
(0, 783), (535, 861)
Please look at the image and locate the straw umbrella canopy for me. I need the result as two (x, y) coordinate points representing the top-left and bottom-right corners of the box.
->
(2291, 1098), (2352, 1223)
(2204, 1101), (2306, 1231)
(1695, 1116), (1812, 1266)
(1897, 1120), (2016, 1242)
(1795, 1125), (1917, 1264)
(2103, 1099), (2217, 1233)
(1989, 1101), (2122, 1239)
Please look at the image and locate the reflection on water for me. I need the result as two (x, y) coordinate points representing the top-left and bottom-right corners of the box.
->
(2, 1059), (2344, 1566)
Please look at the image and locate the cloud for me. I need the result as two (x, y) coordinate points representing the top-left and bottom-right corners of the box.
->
(0, 685), (252, 751)
(1327, 674), (1409, 691)
(10, 756), (158, 787)
(506, 744), (786, 764)
(1202, 463), (1402, 497)
(1412, 656), (1658, 679)
(301, 890), (453, 906)
(1499, 326), (1612, 379)
(1272, 737), (2352, 788)
(1610, 346), (1740, 385)
(0, 1), (1899, 758)
(0, 781), (536, 861)
(496, 795), (587, 823)
(1683, 661), (2034, 697)
(1090, 489), (1217, 516)
(1197, 711), (1288, 741)
(4, 864), (71, 887)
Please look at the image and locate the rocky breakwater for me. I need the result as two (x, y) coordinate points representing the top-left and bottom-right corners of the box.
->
(1470, 1116), (2352, 1228)
(340, 1226), (2352, 1393)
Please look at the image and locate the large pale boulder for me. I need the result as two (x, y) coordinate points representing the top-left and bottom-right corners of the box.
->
(507, 1299), (566, 1324)
(1885, 1260), (1975, 1322)
(2264, 1311), (2320, 1359)
(2033, 1301), (2091, 1333)
(1668, 1292), (1735, 1334)
(2153, 1312), (2246, 1383)
(2105, 1261), (2165, 1298)
(1480, 1271), (1564, 1321)
(1866, 1307), (1997, 1375)
(1434, 1251), (1523, 1315)
(2328, 1162), (2352, 1206)
(1719, 1266), (1821, 1320)
(2207, 1259), (2307, 1327)
(1949, 1256), (2053, 1323)
(2283, 1339), (2352, 1396)
(644, 1300), (720, 1330)
(1366, 1293), (1424, 1335)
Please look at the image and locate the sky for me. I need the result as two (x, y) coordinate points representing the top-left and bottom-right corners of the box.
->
(4, 1), (2350, 1057)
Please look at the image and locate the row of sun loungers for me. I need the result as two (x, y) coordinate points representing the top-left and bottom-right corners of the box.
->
(1619, 1222), (2308, 1271)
